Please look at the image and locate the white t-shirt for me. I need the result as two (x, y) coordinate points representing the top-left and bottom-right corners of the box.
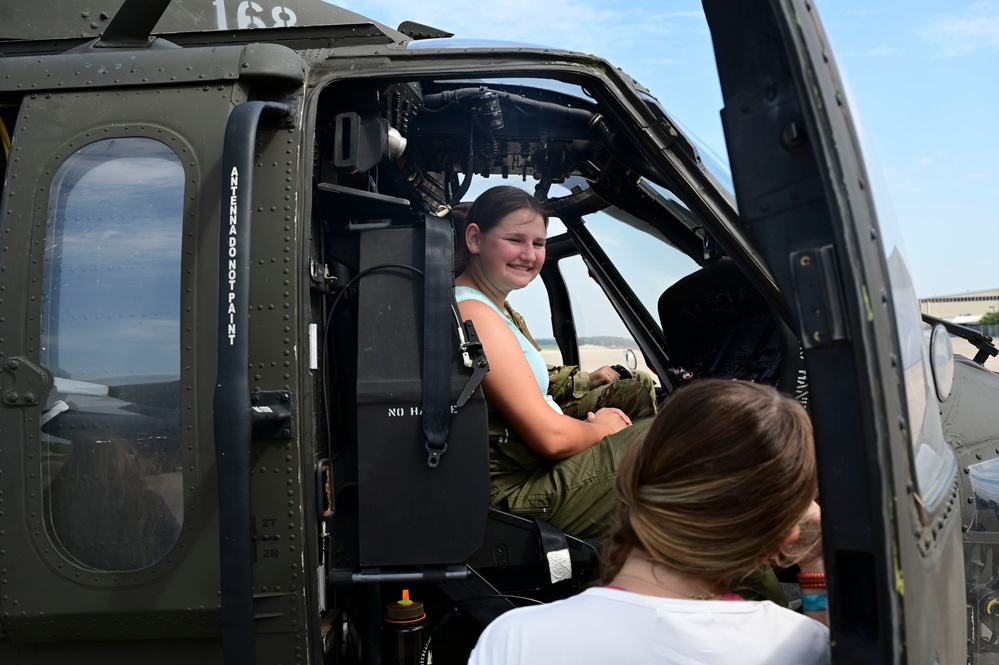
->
(468, 587), (830, 665)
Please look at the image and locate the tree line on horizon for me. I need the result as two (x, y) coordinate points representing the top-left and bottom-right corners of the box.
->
(535, 336), (636, 349)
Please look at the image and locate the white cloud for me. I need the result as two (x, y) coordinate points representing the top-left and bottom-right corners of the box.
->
(959, 172), (990, 182)
(646, 57), (682, 67)
(922, 2), (999, 56)
(917, 157), (935, 166)
(890, 181), (923, 194)
(863, 46), (898, 57)
(844, 9), (890, 18)
(838, 45), (901, 59)
(334, 0), (690, 56)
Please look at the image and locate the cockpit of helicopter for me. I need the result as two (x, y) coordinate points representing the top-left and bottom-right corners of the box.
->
(307, 73), (811, 657)
(312, 74), (805, 402)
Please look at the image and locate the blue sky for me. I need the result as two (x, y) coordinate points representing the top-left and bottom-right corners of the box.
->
(337, 1), (998, 298)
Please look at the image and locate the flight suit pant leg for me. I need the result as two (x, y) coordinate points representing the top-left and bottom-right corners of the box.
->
(489, 418), (654, 539)
(575, 374), (657, 421)
(736, 567), (788, 607)
(554, 371), (658, 422)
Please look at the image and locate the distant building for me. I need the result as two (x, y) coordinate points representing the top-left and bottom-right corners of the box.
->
(919, 288), (999, 322)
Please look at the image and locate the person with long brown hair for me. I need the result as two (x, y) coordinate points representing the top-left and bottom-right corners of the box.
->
(48, 439), (181, 571)
(469, 379), (828, 664)
(451, 198), (658, 421)
(453, 185), (655, 538)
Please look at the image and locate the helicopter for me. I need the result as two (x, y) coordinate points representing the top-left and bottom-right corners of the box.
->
(1, 0), (998, 663)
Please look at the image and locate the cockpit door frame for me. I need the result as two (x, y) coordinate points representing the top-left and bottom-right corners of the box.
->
(703, 1), (966, 663)
(0, 86), (226, 643)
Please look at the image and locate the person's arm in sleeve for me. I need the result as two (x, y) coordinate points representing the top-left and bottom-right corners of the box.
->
(782, 501), (827, 626)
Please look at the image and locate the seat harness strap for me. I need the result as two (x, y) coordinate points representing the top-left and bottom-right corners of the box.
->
(531, 517), (573, 584)
(422, 214), (455, 468)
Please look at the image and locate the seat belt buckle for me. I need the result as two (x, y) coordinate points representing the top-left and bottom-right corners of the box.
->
(459, 339), (481, 369)
(425, 440), (449, 468)
(456, 320), (489, 408)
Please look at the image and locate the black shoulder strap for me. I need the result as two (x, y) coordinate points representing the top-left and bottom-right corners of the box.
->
(422, 214), (454, 467)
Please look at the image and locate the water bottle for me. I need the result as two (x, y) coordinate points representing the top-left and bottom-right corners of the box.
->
(382, 589), (427, 664)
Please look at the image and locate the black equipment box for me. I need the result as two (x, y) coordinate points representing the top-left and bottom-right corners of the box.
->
(354, 224), (489, 566)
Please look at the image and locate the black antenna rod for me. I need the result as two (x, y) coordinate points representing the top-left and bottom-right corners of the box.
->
(99, 0), (173, 47)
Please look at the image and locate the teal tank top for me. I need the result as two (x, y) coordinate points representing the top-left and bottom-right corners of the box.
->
(455, 286), (562, 414)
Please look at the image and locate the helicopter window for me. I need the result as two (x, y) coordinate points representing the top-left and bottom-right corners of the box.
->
(514, 250), (661, 379)
(965, 456), (999, 656)
(968, 457), (999, 532)
(39, 137), (184, 572)
(579, 208), (701, 332)
(438, 76), (595, 103)
(638, 94), (736, 197)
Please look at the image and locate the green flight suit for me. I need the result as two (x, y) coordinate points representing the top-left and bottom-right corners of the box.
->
(487, 412), (654, 538)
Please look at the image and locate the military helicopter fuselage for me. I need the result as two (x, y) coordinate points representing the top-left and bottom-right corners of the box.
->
(1, 1), (998, 664)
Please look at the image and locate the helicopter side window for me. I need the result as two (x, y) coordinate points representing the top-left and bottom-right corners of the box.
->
(39, 137), (184, 572)
(568, 209), (699, 374)
(508, 250), (663, 380)
(965, 456), (999, 656)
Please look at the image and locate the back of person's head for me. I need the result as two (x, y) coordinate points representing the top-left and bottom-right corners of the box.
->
(49, 439), (169, 569)
(602, 379), (817, 593)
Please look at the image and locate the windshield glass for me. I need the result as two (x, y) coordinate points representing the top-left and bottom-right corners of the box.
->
(841, 73), (955, 508)
(685, 126), (733, 195)
(432, 76), (595, 103)
(587, 206), (701, 315)
(638, 92), (735, 196)
(408, 38), (550, 50)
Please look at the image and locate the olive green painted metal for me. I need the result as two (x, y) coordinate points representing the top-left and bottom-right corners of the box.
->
(0, 1), (994, 664)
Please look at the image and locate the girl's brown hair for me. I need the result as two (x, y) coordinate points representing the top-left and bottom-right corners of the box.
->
(48, 439), (181, 570)
(449, 201), (473, 276)
(600, 379), (817, 593)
